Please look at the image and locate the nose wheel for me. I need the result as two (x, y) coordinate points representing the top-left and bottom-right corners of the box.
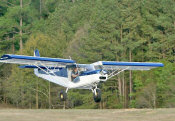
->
(93, 88), (101, 103)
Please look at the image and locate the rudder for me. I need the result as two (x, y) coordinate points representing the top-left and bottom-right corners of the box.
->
(34, 49), (40, 57)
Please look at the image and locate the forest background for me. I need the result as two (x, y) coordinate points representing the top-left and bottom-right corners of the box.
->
(0, 0), (175, 109)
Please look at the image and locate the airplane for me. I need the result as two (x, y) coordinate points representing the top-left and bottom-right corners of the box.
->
(0, 50), (164, 102)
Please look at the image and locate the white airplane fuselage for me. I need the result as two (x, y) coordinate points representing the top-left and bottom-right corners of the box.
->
(34, 68), (107, 89)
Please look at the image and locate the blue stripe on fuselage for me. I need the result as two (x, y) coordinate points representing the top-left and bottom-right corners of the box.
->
(79, 70), (101, 76)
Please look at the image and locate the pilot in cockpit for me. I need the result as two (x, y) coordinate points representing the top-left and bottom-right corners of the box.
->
(71, 67), (79, 82)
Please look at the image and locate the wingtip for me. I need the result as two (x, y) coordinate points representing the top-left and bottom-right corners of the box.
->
(160, 63), (164, 67)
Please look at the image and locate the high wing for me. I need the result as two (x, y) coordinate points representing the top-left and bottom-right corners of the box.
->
(0, 54), (75, 67)
(93, 61), (164, 70)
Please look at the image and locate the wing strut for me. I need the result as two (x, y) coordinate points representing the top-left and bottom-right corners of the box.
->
(34, 63), (67, 86)
(38, 61), (57, 76)
(107, 67), (129, 79)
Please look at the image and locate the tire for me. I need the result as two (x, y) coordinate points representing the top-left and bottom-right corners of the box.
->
(59, 90), (67, 101)
(93, 89), (101, 103)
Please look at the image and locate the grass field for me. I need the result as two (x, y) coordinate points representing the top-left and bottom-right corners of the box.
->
(0, 108), (175, 121)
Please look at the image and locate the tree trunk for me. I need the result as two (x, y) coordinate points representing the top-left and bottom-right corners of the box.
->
(20, 0), (23, 54)
(29, 92), (32, 109)
(12, 36), (15, 54)
(21, 88), (24, 108)
(103, 101), (105, 109)
(36, 79), (39, 109)
(63, 101), (66, 109)
(100, 101), (103, 109)
(118, 75), (122, 96)
(129, 49), (132, 101)
(40, 0), (42, 19)
(125, 74), (128, 108)
(122, 72), (125, 108)
(148, 39), (152, 61)
(153, 92), (156, 108)
(48, 82), (51, 109)
(3, 93), (6, 104)
(120, 24), (123, 43)
(119, 24), (123, 99)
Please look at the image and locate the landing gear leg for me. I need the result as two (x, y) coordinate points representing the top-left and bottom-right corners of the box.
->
(92, 87), (101, 103)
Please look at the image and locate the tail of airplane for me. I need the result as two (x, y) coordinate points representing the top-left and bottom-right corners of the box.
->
(34, 49), (40, 57)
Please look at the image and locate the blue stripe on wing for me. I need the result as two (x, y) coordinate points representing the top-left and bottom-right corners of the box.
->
(102, 61), (164, 67)
(19, 65), (63, 69)
(1, 54), (75, 63)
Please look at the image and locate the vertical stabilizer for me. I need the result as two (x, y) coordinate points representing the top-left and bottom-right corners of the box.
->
(34, 49), (40, 57)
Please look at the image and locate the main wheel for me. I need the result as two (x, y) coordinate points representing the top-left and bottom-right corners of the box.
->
(59, 90), (67, 101)
(93, 89), (101, 103)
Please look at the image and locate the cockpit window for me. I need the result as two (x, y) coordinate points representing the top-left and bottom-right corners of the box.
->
(85, 64), (95, 71)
